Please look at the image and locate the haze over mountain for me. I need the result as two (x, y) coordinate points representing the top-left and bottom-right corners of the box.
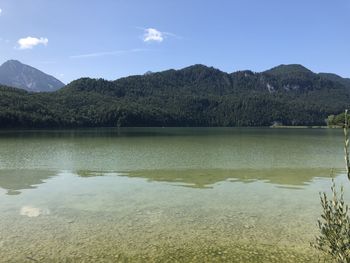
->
(0, 63), (349, 128)
(0, 60), (65, 92)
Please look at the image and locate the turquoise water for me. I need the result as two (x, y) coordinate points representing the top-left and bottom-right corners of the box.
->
(0, 128), (347, 262)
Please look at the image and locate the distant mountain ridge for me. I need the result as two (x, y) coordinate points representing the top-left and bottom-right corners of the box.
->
(0, 63), (349, 128)
(0, 60), (65, 92)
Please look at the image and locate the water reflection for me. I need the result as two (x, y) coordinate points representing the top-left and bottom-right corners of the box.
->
(0, 169), (56, 195)
(77, 170), (126, 177)
(20, 205), (50, 217)
(0, 127), (245, 139)
(77, 168), (337, 189)
(0, 127), (342, 140)
(0, 168), (339, 195)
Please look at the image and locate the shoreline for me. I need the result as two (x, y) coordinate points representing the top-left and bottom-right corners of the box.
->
(0, 125), (335, 131)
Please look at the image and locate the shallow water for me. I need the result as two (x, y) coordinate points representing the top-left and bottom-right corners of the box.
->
(0, 128), (348, 262)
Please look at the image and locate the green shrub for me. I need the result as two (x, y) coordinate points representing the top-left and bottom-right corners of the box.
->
(313, 110), (350, 262)
(313, 180), (350, 262)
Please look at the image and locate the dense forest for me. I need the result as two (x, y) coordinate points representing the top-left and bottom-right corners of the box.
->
(1, 64), (350, 128)
(326, 112), (350, 127)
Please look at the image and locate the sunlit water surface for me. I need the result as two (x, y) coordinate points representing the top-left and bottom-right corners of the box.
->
(0, 128), (348, 262)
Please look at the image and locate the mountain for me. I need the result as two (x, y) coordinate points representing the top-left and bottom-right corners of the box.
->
(144, 71), (154, 75)
(0, 60), (65, 92)
(318, 73), (350, 88)
(263, 64), (314, 76)
(0, 63), (349, 128)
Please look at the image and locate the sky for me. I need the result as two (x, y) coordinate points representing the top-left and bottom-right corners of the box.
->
(0, 0), (349, 83)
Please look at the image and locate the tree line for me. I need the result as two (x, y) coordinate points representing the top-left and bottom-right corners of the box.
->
(1, 64), (349, 128)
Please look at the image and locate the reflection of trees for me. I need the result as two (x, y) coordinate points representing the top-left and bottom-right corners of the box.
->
(0, 169), (56, 195)
(76, 168), (335, 189)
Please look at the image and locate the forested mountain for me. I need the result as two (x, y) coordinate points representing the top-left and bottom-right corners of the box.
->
(318, 72), (350, 88)
(0, 64), (349, 128)
(0, 60), (64, 92)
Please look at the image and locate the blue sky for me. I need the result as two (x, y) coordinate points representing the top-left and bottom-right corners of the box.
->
(0, 0), (349, 83)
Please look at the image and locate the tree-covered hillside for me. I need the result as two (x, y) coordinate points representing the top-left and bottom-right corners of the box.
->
(0, 64), (349, 128)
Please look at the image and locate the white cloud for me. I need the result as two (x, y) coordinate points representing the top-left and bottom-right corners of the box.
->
(0, 8), (2, 16)
(70, 48), (147, 59)
(138, 27), (181, 42)
(143, 28), (164, 42)
(17, 36), (48, 49)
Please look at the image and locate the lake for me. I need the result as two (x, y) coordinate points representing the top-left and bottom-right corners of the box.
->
(0, 128), (348, 262)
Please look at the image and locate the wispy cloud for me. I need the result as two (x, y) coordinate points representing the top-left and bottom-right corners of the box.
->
(0, 38), (10, 46)
(0, 8), (2, 16)
(163, 31), (183, 39)
(17, 36), (48, 49)
(70, 48), (148, 59)
(38, 60), (57, 64)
